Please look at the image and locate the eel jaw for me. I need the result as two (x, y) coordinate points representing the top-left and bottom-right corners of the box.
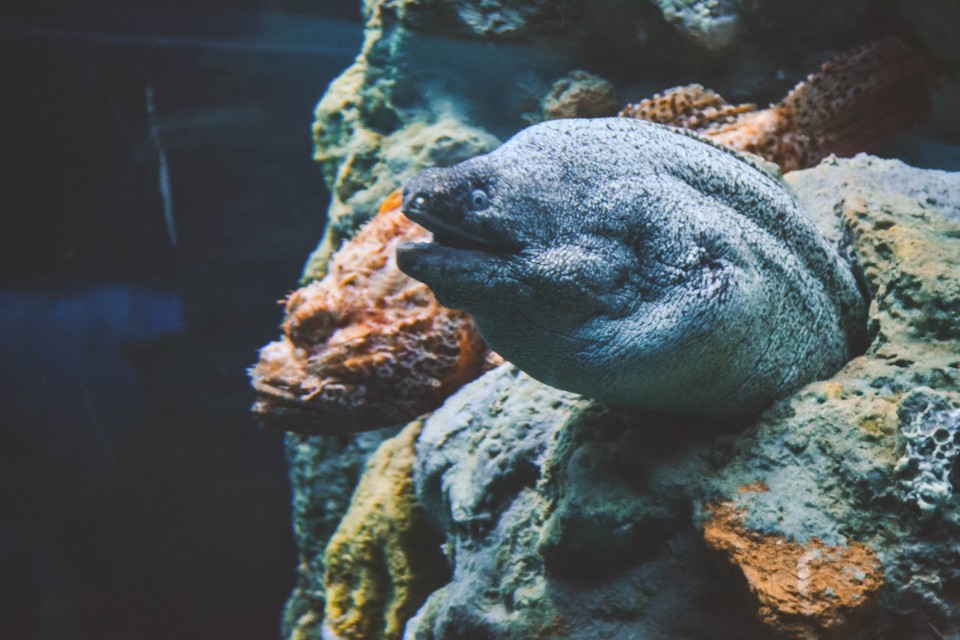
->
(401, 207), (512, 254)
(396, 206), (521, 275)
(395, 238), (516, 312)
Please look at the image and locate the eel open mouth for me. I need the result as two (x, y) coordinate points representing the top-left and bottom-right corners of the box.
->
(401, 207), (522, 256)
(401, 208), (503, 253)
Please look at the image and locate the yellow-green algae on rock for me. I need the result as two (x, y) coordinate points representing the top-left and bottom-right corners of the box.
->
(320, 420), (448, 640)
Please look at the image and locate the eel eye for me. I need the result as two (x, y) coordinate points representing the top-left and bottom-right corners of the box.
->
(470, 189), (490, 210)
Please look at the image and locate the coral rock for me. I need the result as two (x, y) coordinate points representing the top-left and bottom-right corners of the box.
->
(322, 420), (449, 640)
(621, 40), (931, 171)
(407, 364), (759, 640)
(281, 429), (397, 640)
(250, 193), (500, 434)
(703, 501), (884, 639)
(530, 70), (620, 123)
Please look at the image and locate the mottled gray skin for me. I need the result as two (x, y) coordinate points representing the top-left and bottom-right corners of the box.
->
(396, 118), (868, 420)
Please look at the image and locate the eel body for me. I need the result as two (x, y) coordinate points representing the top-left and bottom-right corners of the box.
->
(397, 117), (868, 420)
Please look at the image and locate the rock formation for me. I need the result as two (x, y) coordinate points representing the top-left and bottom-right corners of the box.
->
(271, 1), (960, 637)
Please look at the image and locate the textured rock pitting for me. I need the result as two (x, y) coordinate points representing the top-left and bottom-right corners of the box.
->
(405, 365), (761, 639)
(895, 389), (960, 520)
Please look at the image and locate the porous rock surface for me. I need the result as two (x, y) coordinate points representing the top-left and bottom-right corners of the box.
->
(294, 156), (960, 640)
(405, 365), (761, 640)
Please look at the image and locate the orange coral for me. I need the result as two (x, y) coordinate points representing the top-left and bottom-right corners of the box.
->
(621, 39), (930, 172)
(702, 500), (884, 639)
(250, 191), (501, 434)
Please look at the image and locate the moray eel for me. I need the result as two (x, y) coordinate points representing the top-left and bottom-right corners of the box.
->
(396, 117), (868, 420)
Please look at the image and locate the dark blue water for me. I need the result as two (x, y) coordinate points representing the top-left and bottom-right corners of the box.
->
(0, 4), (361, 638)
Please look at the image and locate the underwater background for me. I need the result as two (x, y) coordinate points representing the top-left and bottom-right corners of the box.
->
(1, 1), (361, 638)
(5, 1), (960, 639)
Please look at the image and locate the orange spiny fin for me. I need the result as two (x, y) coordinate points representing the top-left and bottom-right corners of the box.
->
(379, 188), (404, 214)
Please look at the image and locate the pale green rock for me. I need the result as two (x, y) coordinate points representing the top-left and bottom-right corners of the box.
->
(302, 0), (609, 283)
(406, 365), (756, 639)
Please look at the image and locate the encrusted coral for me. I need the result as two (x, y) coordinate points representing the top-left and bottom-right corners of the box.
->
(304, 0), (503, 281)
(621, 39), (930, 171)
(408, 365), (756, 640)
(250, 193), (500, 434)
(321, 420), (449, 640)
(525, 70), (620, 123)
(895, 389), (960, 519)
(698, 156), (960, 634)
(703, 499), (884, 639)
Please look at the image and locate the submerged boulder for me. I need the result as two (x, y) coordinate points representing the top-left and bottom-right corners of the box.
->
(404, 365), (758, 639)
